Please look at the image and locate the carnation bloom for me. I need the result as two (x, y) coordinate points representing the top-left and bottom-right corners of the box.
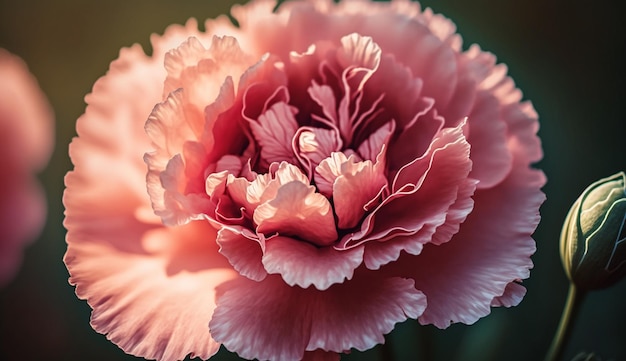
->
(0, 49), (53, 287)
(63, 1), (546, 360)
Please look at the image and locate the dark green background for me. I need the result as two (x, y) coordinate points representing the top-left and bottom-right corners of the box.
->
(1, 1), (624, 360)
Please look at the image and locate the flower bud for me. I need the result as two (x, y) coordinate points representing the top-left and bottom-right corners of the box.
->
(560, 172), (626, 290)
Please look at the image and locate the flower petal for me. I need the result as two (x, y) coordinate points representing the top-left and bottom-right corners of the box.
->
(314, 152), (348, 198)
(64, 36), (237, 360)
(254, 181), (338, 246)
(156, 153), (212, 225)
(502, 101), (542, 164)
(336, 33), (381, 91)
(333, 156), (387, 229)
(356, 120), (394, 163)
(145, 89), (195, 161)
(146, 35), (263, 226)
(308, 82), (338, 125)
(340, 120), (473, 248)
(65, 213), (236, 361)
(216, 226), (266, 282)
(466, 92), (512, 189)
(210, 273), (426, 361)
(145, 90), (212, 226)
(394, 164), (545, 328)
(226, 172), (270, 215)
(249, 101), (299, 166)
(362, 233), (425, 271)
(296, 126), (342, 174)
(164, 35), (255, 109)
(387, 102), (441, 173)
(491, 281), (527, 308)
(244, 0), (458, 108)
(262, 236), (364, 290)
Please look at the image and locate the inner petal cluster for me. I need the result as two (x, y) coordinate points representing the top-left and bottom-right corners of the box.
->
(205, 33), (400, 248)
(146, 31), (476, 290)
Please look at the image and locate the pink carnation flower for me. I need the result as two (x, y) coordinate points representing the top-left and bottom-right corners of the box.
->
(0, 49), (53, 287)
(64, 0), (546, 360)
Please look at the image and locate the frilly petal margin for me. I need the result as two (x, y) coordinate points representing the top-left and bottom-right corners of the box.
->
(210, 273), (426, 361)
(262, 236), (365, 290)
(391, 162), (545, 328)
(64, 22), (240, 361)
(64, 209), (237, 360)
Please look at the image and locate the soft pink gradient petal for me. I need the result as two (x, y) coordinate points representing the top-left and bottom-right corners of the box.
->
(225, 173), (270, 216)
(308, 82), (338, 124)
(64, 32), (237, 360)
(362, 231), (426, 271)
(145, 90), (213, 226)
(227, 162), (308, 218)
(145, 89), (194, 161)
(254, 181), (338, 246)
(252, 0), (459, 107)
(64, 205), (237, 360)
(361, 176), (476, 271)
(491, 281), (527, 308)
(356, 120), (394, 163)
(0, 49), (53, 287)
(337, 33), (381, 78)
(296, 126), (342, 173)
(387, 104), (441, 173)
(163, 36), (254, 106)
(502, 101), (543, 164)
(210, 273), (426, 361)
(146, 35), (259, 226)
(262, 236), (364, 290)
(216, 226), (267, 282)
(232, 0), (537, 188)
(250, 101), (300, 166)
(332, 156), (387, 229)
(465, 92), (512, 189)
(340, 121), (473, 249)
(314, 152), (348, 198)
(358, 53), (427, 140)
(336, 33), (381, 93)
(393, 163), (545, 328)
(334, 34), (382, 143)
(430, 172), (477, 246)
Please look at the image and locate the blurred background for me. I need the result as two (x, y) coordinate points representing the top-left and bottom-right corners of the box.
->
(0, 0), (624, 360)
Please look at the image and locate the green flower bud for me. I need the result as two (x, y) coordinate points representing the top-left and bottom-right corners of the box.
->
(560, 172), (626, 290)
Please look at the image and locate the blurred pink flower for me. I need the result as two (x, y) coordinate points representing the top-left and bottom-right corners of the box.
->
(0, 49), (54, 287)
(64, 0), (545, 360)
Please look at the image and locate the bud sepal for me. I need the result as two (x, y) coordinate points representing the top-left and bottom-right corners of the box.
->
(560, 171), (626, 290)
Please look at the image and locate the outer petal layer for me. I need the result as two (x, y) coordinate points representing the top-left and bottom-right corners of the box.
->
(210, 273), (426, 361)
(64, 2), (546, 361)
(64, 33), (237, 360)
(393, 163), (545, 328)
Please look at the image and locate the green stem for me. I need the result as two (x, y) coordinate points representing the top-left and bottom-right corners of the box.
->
(544, 284), (586, 361)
